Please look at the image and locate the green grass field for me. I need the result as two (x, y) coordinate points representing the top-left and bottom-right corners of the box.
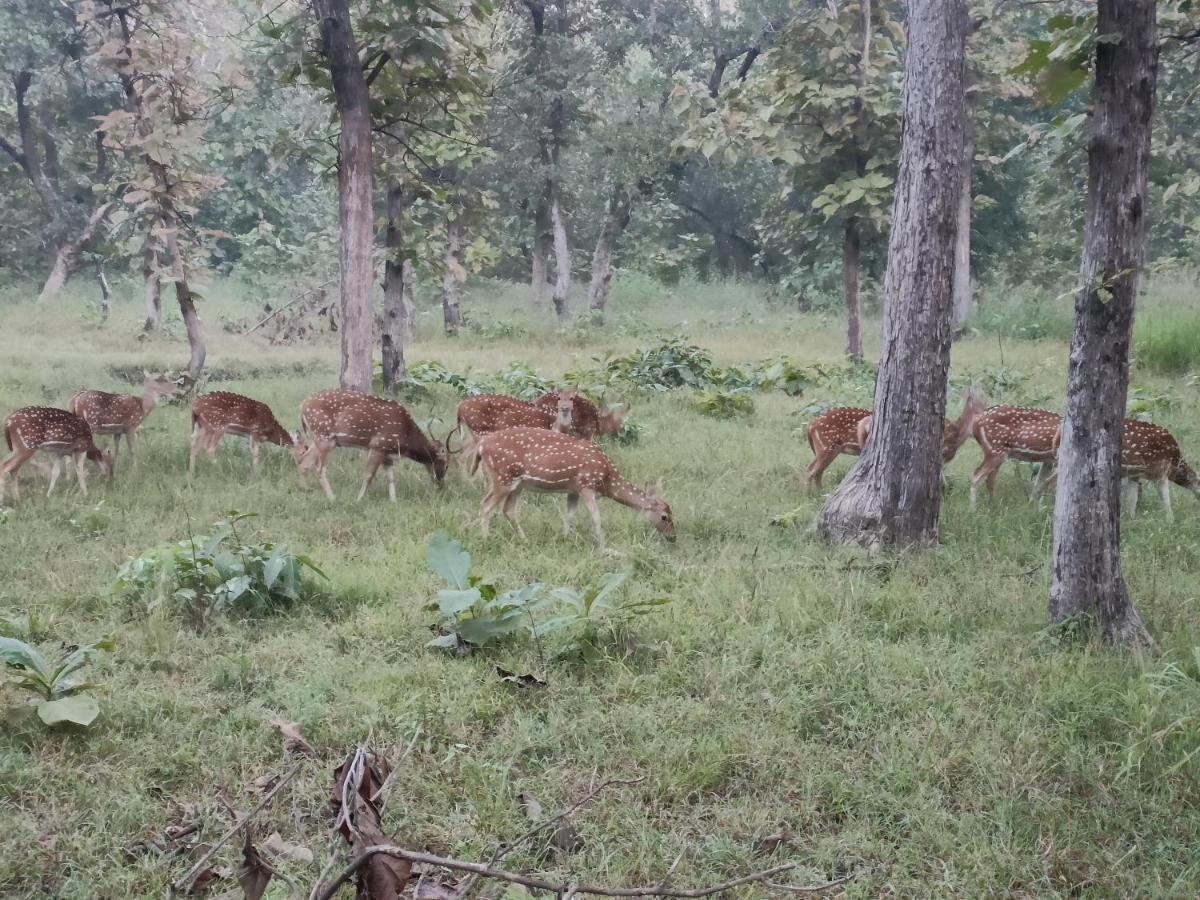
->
(2, 275), (1200, 898)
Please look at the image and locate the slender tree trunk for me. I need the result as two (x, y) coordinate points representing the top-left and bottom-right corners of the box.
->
(550, 196), (571, 322)
(142, 229), (162, 333)
(314, 0), (375, 393)
(531, 189), (552, 308)
(96, 262), (111, 321)
(843, 216), (863, 361)
(401, 258), (417, 335)
(36, 202), (112, 304)
(1048, 0), (1157, 648)
(163, 217), (206, 378)
(442, 218), (464, 334)
(381, 184), (410, 392)
(815, 0), (968, 550)
(587, 184), (633, 319)
(950, 130), (974, 338)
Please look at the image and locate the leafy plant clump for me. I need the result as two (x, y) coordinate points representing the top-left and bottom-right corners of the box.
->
(424, 532), (669, 656)
(113, 512), (326, 621)
(1, 635), (113, 727)
(693, 388), (755, 419)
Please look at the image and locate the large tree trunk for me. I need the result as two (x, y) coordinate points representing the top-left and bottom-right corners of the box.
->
(314, 0), (375, 393)
(950, 130), (974, 338)
(550, 194), (571, 322)
(1048, 0), (1157, 649)
(815, 0), (968, 551)
(842, 216), (863, 362)
(531, 189), (552, 309)
(36, 202), (113, 304)
(142, 228), (162, 333)
(587, 183), (633, 318)
(442, 217), (464, 334)
(163, 217), (206, 378)
(381, 184), (411, 392)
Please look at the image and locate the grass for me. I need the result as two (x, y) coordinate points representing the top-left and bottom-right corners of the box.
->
(2, 274), (1200, 898)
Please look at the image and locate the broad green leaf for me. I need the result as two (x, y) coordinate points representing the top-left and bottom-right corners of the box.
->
(38, 695), (100, 727)
(587, 573), (627, 613)
(263, 551), (286, 589)
(49, 639), (114, 689)
(426, 634), (461, 650)
(427, 531), (471, 589)
(0, 637), (52, 684)
(439, 588), (482, 617)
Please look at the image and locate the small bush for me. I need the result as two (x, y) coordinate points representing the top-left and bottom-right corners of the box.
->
(693, 388), (755, 419)
(1134, 303), (1200, 374)
(1, 634), (112, 727)
(113, 512), (326, 622)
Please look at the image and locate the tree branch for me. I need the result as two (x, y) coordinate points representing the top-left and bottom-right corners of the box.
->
(0, 135), (26, 171)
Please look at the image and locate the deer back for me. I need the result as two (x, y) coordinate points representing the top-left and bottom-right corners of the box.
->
(458, 395), (555, 435)
(478, 426), (616, 490)
(4, 407), (106, 461)
(194, 392), (293, 446)
(972, 406), (1061, 460)
(69, 390), (143, 431)
(301, 389), (371, 439)
(808, 407), (871, 454)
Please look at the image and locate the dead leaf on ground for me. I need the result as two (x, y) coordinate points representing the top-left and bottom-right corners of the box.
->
(331, 747), (411, 899)
(517, 791), (583, 854)
(496, 666), (547, 688)
(269, 718), (315, 755)
(237, 829), (275, 900)
(414, 876), (464, 900)
(263, 830), (314, 865)
(248, 773), (280, 798)
(753, 828), (795, 856)
(188, 865), (230, 894)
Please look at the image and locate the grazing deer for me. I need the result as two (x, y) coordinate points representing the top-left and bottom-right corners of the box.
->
(1, 407), (113, 501)
(68, 371), (178, 463)
(1115, 420), (1199, 522)
(471, 426), (673, 547)
(969, 405), (1062, 509)
(453, 393), (573, 474)
(805, 391), (984, 489)
(298, 394), (447, 501)
(189, 391), (304, 476)
(534, 390), (626, 439)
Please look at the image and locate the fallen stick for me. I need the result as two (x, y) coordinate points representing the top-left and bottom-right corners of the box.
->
(314, 847), (856, 900)
(170, 762), (303, 896)
(244, 280), (335, 335)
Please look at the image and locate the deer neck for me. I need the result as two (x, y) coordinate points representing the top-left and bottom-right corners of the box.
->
(602, 475), (652, 512)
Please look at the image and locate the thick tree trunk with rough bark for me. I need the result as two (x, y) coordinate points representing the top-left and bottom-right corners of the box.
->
(163, 216), (206, 378)
(442, 217), (464, 334)
(142, 230), (162, 332)
(842, 217), (863, 362)
(815, 0), (968, 550)
(531, 189), (552, 308)
(314, 0), (376, 393)
(382, 184), (411, 392)
(951, 131), (974, 338)
(36, 202), (113, 304)
(587, 184), (632, 318)
(1048, 0), (1157, 649)
(550, 195), (571, 322)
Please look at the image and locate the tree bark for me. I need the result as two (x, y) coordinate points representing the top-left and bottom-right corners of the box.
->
(441, 216), (464, 334)
(164, 218), (206, 378)
(143, 228), (162, 332)
(587, 184), (633, 319)
(814, 0), (968, 551)
(1048, 0), (1157, 649)
(550, 195), (571, 322)
(531, 189), (552, 309)
(314, 0), (376, 393)
(842, 217), (863, 362)
(36, 202), (113, 304)
(96, 262), (111, 321)
(950, 130), (974, 338)
(381, 184), (411, 392)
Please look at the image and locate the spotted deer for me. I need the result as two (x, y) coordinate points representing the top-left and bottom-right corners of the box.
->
(470, 426), (673, 547)
(1, 407), (113, 501)
(189, 391), (304, 476)
(533, 390), (625, 439)
(68, 372), (178, 463)
(298, 394), (447, 501)
(969, 405), (1062, 508)
(1111, 420), (1198, 521)
(805, 391), (984, 489)
(452, 392), (574, 474)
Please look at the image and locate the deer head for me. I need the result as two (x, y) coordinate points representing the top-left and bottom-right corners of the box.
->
(142, 371), (179, 410)
(597, 403), (627, 436)
(943, 387), (985, 462)
(554, 389), (577, 431)
(87, 445), (115, 477)
(643, 482), (675, 540)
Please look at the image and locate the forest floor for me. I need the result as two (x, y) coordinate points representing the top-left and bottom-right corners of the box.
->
(1, 275), (1199, 898)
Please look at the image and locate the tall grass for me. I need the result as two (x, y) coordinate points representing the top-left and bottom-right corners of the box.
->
(1134, 275), (1200, 374)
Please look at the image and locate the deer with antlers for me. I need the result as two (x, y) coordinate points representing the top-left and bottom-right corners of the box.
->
(969, 405), (1062, 509)
(805, 390), (984, 489)
(471, 426), (673, 547)
(533, 390), (626, 439)
(68, 371), (178, 464)
(1, 407), (113, 501)
(189, 391), (305, 476)
(452, 391), (575, 473)
(298, 392), (447, 501)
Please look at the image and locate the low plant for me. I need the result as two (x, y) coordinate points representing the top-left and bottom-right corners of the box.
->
(693, 388), (755, 419)
(537, 573), (671, 662)
(113, 512), (326, 621)
(1126, 386), (1180, 422)
(0, 635), (113, 727)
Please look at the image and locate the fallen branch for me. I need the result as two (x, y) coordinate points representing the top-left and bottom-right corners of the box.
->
(170, 763), (303, 896)
(244, 279), (335, 334)
(314, 847), (856, 900)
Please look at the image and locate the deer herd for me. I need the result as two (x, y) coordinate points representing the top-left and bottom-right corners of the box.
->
(2, 371), (1197, 544)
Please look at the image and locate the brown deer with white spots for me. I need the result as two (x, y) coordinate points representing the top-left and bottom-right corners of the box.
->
(470, 426), (674, 547)
(69, 372), (178, 464)
(806, 391), (984, 489)
(533, 390), (626, 440)
(969, 405), (1062, 508)
(1, 407), (113, 501)
(452, 392), (575, 474)
(298, 393), (447, 501)
(1109, 421), (1197, 521)
(189, 391), (304, 476)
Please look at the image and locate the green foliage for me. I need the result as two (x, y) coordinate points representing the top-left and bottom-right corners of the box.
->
(538, 574), (672, 663)
(692, 388), (755, 420)
(1126, 387), (1180, 422)
(1134, 303), (1200, 375)
(112, 513), (326, 622)
(1, 635), (113, 727)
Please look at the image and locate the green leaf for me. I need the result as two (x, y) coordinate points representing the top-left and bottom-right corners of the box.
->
(426, 634), (461, 650)
(0, 637), (52, 685)
(48, 639), (113, 689)
(587, 573), (627, 613)
(427, 531), (471, 589)
(263, 551), (286, 589)
(38, 695), (100, 727)
(438, 588), (482, 617)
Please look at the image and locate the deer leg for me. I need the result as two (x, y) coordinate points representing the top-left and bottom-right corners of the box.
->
(75, 452), (89, 497)
(316, 446), (337, 501)
(478, 482), (510, 537)
(970, 454), (998, 510)
(501, 485), (526, 539)
(581, 489), (605, 548)
(1123, 479), (1140, 516)
(188, 428), (204, 478)
(357, 450), (384, 501)
(386, 461), (398, 503)
(112, 433), (121, 459)
(46, 458), (63, 496)
(459, 433), (478, 476)
(0, 447), (35, 502)
(805, 448), (838, 491)
(206, 430), (222, 464)
(563, 493), (579, 536)
(1159, 475), (1173, 523)
(1031, 462), (1057, 501)
(125, 428), (137, 466)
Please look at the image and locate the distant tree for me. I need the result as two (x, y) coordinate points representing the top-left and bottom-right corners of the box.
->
(814, 0), (968, 549)
(1048, 0), (1159, 647)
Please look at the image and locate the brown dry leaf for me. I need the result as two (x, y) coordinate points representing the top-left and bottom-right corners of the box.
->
(269, 718), (315, 756)
(517, 791), (582, 854)
(237, 829), (274, 900)
(413, 875), (464, 900)
(248, 773), (280, 798)
(188, 865), (230, 895)
(263, 831), (314, 865)
(753, 828), (794, 856)
(330, 747), (411, 899)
